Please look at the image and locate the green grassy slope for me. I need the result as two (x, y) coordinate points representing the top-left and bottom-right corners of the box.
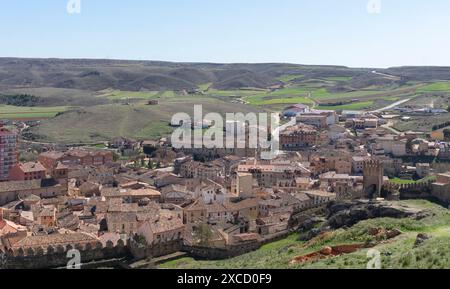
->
(29, 95), (261, 143)
(159, 200), (450, 269)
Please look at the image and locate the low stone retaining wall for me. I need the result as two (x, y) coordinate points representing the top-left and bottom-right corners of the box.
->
(182, 241), (261, 260)
(182, 230), (293, 260)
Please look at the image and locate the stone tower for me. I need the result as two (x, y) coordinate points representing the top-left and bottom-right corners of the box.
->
(363, 159), (384, 199)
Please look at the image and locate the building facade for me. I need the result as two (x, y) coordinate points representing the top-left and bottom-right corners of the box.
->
(280, 123), (318, 149)
(0, 125), (18, 182)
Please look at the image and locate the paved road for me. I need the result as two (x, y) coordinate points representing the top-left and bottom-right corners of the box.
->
(371, 98), (411, 113)
(381, 123), (402, 135)
(371, 70), (401, 80)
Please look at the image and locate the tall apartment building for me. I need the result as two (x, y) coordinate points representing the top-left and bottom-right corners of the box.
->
(0, 124), (18, 181)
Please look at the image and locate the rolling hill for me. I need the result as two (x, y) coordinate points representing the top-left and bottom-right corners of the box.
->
(2, 58), (450, 144)
(3, 58), (450, 92)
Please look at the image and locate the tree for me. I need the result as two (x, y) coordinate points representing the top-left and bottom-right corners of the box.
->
(112, 152), (120, 162)
(444, 129), (450, 141)
(405, 139), (413, 154)
(193, 224), (213, 247)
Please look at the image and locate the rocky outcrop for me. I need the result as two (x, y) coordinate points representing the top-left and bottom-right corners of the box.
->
(414, 233), (430, 247)
(368, 227), (402, 240)
(298, 216), (324, 233)
(325, 200), (426, 229)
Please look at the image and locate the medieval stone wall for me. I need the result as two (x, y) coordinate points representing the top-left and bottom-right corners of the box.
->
(384, 180), (433, 199)
(1, 240), (129, 269)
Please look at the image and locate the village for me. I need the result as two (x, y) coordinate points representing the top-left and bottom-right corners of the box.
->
(1, 102), (450, 269)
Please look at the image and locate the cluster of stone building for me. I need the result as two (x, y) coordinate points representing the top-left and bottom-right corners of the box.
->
(2, 102), (450, 266)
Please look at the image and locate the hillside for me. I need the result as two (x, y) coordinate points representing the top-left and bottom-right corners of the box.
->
(2, 58), (450, 143)
(27, 95), (262, 143)
(160, 200), (450, 269)
(2, 58), (450, 92)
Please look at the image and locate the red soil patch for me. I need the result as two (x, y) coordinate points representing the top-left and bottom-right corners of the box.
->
(289, 244), (367, 265)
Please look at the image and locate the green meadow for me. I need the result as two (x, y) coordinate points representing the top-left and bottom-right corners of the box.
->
(98, 90), (163, 100)
(0, 105), (71, 120)
(317, 101), (374, 111)
(417, 82), (450, 92)
(321, 76), (353, 82)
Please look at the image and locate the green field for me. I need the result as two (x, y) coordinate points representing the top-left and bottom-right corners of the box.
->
(242, 86), (389, 107)
(384, 97), (400, 101)
(0, 105), (71, 120)
(160, 200), (450, 269)
(30, 95), (261, 143)
(245, 94), (314, 106)
(243, 86), (316, 105)
(236, 84), (416, 108)
(321, 76), (353, 82)
(198, 83), (213, 91)
(312, 89), (382, 101)
(417, 82), (450, 92)
(317, 101), (374, 111)
(97, 90), (163, 100)
(207, 89), (267, 97)
(389, 176), (437, 185)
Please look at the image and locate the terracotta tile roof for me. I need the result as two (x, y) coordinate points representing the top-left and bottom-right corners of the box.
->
(0, 219), (27, 236)
(10, 231), (99, 249)
(107, 211), (137, 223)
(233, 233), (260, 242)
(54, 162), (69, 170)
(102, 188), (161, 198)
(147, 212), (184, 234)
(0, 180), (42, 193)
(292, 192), (312, 202)
(229, 198), (259, 211)
(39, 151), (65, 160)
(16, 162), (46, 173)
(205, 203), (228, 213)
(185, 198), (207, 211)
(23, 194), (41, 202)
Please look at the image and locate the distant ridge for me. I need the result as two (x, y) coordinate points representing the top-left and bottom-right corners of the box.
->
(1, 57), (450, 91)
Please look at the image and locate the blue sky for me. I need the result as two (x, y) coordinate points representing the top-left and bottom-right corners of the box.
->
(1, 0), (449, 68)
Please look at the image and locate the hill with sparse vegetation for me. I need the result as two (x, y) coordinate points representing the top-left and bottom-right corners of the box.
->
(1, 58), (450, 143)
(160, 200), (450, 269)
